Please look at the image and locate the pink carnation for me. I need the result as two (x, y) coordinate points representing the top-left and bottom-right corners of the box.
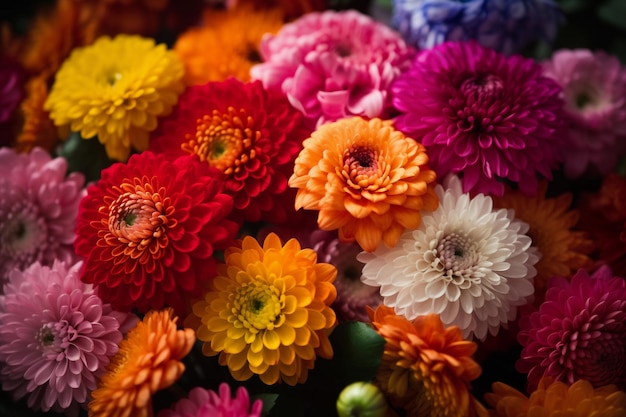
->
(542, 49), (626, 179)
(0, 147), (85, 285)
(517, 266), (626, 391)
(157, 384), (263, 417)
(392, 40), (566, 197)
(250, 9), (415, 125)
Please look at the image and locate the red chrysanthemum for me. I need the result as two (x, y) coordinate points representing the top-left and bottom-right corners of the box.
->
(392, 40), (566, 197)
(75, 151), (239, 316)
(516, 265), (626, 391)
(149, 78), (310, 224)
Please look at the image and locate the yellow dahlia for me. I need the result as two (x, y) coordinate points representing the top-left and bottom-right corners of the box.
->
(174, 4), (283, 85)
(45, 34), (185, 161)
(480, 377), (626, 417)
(493, 182), (594, 304)
(289, 116), (438, 252)
(189, 232), (337, 385)
(88, 308), (196, 417)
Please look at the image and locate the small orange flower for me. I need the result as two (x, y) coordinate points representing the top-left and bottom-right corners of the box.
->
(289, 116), (438, 252)
(89, 308), (195, 417)
(480, 377), (626, 417)
(369, 305), (482, 417)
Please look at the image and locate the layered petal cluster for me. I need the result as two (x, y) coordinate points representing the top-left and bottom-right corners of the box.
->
(289, 116), (438, 252)
(0, 260), (134, 414)
(359, 175), (538, 341)
(189, 233), (337, 385)
(517, 266), (626, 391)
(250, 9), (415, 125)
(74, 151), (238, 315)
(157, 383), (263, 417)
(391, 0), (563, 55)
(480, 377), (626, 417)
(0, 147), (85, 285)
(369, 305), (482, 417)
(44, 34), (185, 161)
(542, 49), (626, 178)
(89, 308), (196, 417)
(392, 40), (566, 197)
(149, 78), (309, 224)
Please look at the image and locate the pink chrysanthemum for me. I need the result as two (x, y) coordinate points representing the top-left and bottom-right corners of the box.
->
(0, 147), (85, 285)
(250, 9), (415, 126)
(157, 383), (263, 417)
(517, 265), (626, 391)
(392, 40), (566, 197)
(0, 260), (136, 414)
(542, 49), (626, 178)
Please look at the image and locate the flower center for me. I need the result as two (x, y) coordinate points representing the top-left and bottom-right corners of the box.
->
(234, 279), (284, 331)
(460, 74), (504, 100)
(182, 107), (259, 176)
(106, 71), (123, 86)
(437, 232), (478, 282)
(342, 144), (387, 192)
(36, 321), (73, 355)
(0, 202), (47, 259)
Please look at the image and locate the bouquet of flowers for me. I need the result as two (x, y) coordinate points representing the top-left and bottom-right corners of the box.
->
(1, 0), (626, 416)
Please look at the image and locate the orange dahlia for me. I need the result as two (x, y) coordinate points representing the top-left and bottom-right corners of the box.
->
(189, 233), (337, 385)
(289, 116), (438, 252)
(88, 308), (196, 417)
(493, 182), (594, 304)
(369, 305), (482, 417)
(480, 377), (626, 417)
(174, 4), (283, 85)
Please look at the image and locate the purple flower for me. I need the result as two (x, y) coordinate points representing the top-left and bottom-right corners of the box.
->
(157, 383), (263, 417)
(0, 260), (137, 414)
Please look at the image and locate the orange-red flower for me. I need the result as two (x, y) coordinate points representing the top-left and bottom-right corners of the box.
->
(289, 116), (438, 252)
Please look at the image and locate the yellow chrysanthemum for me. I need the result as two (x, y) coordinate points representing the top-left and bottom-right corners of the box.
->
(189, 232), (337, 385)
(174, 4), (283, 85)
(89, 308), (195, 417)
(480, 377), (626, 417)
(44, 34), (185, 161)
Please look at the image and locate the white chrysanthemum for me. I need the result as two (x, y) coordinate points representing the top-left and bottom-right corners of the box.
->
(358, 175), (538, 340)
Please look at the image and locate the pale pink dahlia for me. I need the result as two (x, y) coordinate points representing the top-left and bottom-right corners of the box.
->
(250, 9), (416, 126)
(542, 49), (626, 178)
(0, 260), (136, 414)
(157, 384), (263, 417)
(517, 265), (626, 391)
(392, 40), (566, 197)
(0, 147), (85, 285)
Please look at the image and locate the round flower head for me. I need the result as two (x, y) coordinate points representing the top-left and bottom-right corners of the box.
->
(392, 40), (566, 197)
(517, 266), (626, 391)
(369, 305), (482, 417)
(157, 383), (263, 417)
(542, 49), (626, 178)
(74, 151), (239, 316)
(289, 116), (438, 253)
(391, 0), (563, 55)
(149, 78), (309, 224)
(44, 34), (185, 161)
(250, 9), (415, 125)
(0, 260), (135, 414)
(89, 308), (196, 417)
(189, 233), (337, 385)
(480, 376), (626, 417)
(0, 147), (85, 285)
(359, 175), (538, 341)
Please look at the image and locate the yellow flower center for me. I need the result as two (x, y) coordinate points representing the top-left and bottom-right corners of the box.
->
(233, 279), (285, 332)
(182, 107), (259, 175)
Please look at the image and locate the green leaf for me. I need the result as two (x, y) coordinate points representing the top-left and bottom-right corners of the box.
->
(598, 0), (626, 30)
(56, 131), (116, 183)
(267, 391), (305, 417)
(254, 393), (279, 417)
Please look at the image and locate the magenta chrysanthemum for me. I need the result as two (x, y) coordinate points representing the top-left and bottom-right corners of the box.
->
(517, 265), (626, 391)
(392, 40), (566, 197)
(542, 49), (626, 178)
(0, 147), (85, 286)
(250, 9), (415, 126)
(157, 384), (263, 417)
(0, 260), (136, 414)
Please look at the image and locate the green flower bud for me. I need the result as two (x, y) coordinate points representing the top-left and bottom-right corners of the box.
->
(336, 381), (388, 417)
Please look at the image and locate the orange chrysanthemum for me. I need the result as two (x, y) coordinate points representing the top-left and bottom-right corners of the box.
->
(493, 182), (594, 304)
(369, 305), (482, 417)
(89, 308), (196, 417)
(289, 116), (438, 252)
(480, 377), (626, 417)
(174, 4), (284, 85)
(189, 233), (337, 385)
